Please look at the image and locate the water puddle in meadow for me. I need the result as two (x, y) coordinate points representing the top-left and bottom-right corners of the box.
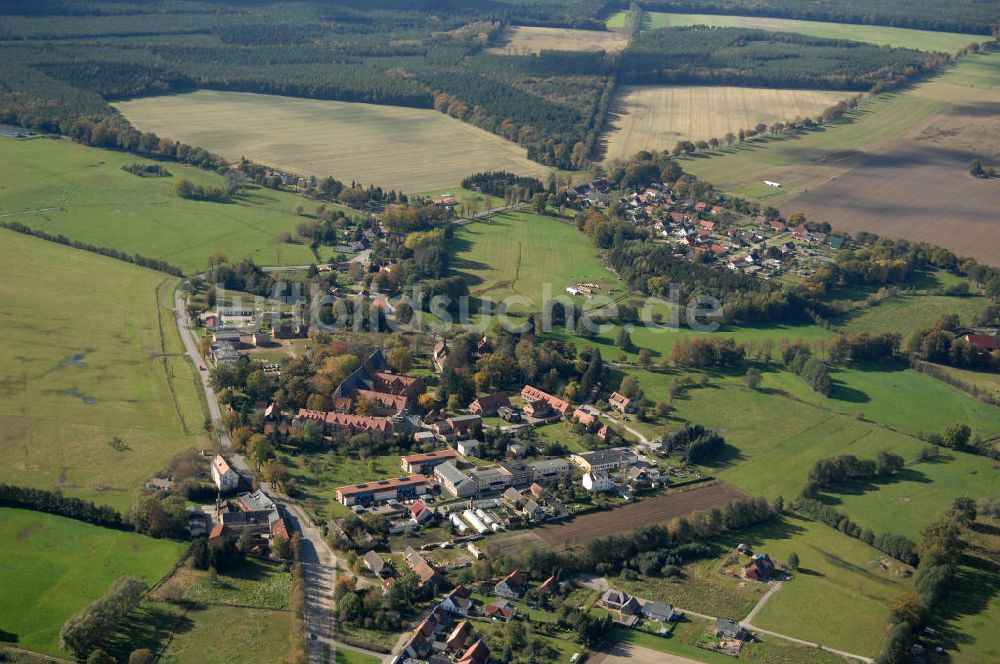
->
(45, 389), (99, 405)
(56, 351), (91, 370)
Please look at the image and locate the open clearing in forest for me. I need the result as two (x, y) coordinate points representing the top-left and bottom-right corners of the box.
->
(0, 508), (184, 655)
(488, 25), (629, 55)
(607, 11), (981, 54)
(0, 227), (206, 511)
(535, 483), (746, 549)
(602, 85), (847, 162)
(115, 90), (551, 193)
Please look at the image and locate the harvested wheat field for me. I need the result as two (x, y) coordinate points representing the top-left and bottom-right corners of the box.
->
(115, 90), (551, 192)
(536, 483), (746, 550)
(488, 25), (629, 55)
(602, 85), (846, 161)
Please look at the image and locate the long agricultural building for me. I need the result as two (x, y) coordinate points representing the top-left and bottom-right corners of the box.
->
(336, 474), (429, 506)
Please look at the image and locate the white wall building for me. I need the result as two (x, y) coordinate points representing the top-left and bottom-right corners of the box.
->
(211, 454), (239, 492)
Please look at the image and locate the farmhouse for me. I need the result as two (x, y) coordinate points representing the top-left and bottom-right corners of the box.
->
(458, 640), (490, 664)
(600, 588), (640, 625)
(211, 454), (239, 492)
(520, 385), (571, 417)
(608, 391), (633, 414)
(494, 570), (526, 598)
(441, 585), (473, 615)
(363, 551), (391, 578)
(497, 406), (522, 423)
(401, 448), (458, 474)
(716, 618), (749, 640)
(960, 333), (999, 351)
(469, 392), (511, 416)
(411, 499), (434, 525)
(582, 470), (614, 492)
(435, 414), (482, 438)
(484, 598), (516, 621)
(404, 546), (446, 589)
(210, 342), (240, 365)
(642, 600), (675, 623)
(744, 553), (777, 581)
(446, 620), (473, 652)
(573, 407), (598, 428)
(335, 474), (428, 506)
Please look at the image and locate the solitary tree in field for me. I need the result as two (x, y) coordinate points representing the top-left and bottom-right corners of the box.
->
(744, 367), (763, 390)
(787, 552), (800, 571)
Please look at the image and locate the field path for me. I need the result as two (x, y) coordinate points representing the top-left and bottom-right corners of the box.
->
(581, 576), (872, 662)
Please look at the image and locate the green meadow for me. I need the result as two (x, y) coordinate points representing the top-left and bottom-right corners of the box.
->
(933, 519), (1000, 663)
(0, 508), (184, 655)
(449, 211), (625, 315)
(609, 11), (980, 54)
(739, 515), (909, 656)
(618, 365), (999, 537)
(765, 363), (1000, 439)
(0, 137), (319, 273)
(156, 604), (292, 664)
(0, 227), (207, 510)
(835, 292), (986, 336)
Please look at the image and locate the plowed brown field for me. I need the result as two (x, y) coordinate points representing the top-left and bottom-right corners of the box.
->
(536, 482), (746, 550)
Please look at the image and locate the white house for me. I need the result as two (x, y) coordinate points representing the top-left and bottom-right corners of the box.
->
(211, 454), (239, 492)
(582, 470), (614, 492)
(457, 439), (480, 457)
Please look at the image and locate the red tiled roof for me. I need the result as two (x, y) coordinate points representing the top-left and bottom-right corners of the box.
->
(335, 474), (428, 498)
(962, 334), (999, 351)
(212, 455), (232, 476)
(297, 409), (395, 434)
(459, 639), (490, 664)
(520, 385), (570, 414)
(402, 449), (457, 466)
(469, 392), (512, 415)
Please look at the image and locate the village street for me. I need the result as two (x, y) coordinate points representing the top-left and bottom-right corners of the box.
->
(174, 289), (390, 662)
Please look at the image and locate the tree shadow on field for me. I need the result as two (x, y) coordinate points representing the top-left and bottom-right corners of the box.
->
(698, 442), (746, 469)
(815, 467), (932, 507)
(102, 602), (193, 661)
(828, 379), (869, 404)
(925, 550), (1000, 650)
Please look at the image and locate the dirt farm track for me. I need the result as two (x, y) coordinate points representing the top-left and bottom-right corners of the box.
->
(536, 482), (746, 550)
